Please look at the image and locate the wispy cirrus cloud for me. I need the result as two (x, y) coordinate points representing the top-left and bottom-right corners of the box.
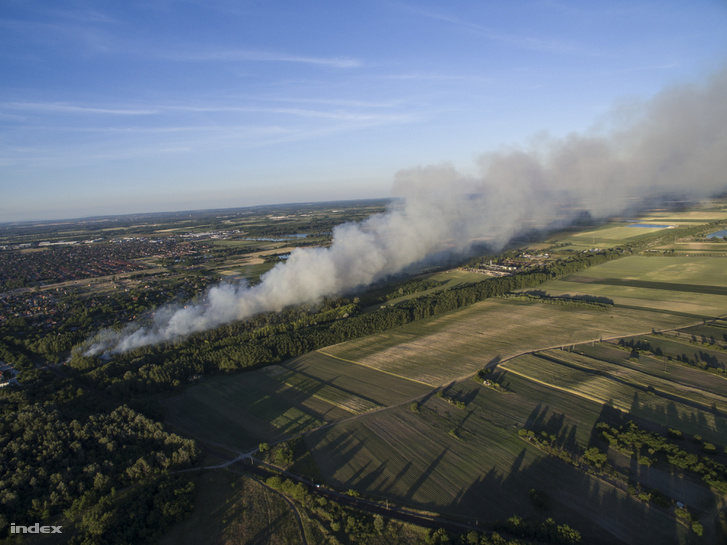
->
(172, 49), (361, 68)
(1, 101), (157, 115)
(404, 5), (599, 56)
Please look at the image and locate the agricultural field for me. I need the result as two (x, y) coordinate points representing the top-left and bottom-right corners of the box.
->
(305, 375), (696, 545)
(499, 349), (727, 443)
(161, 351), (430, 454)
(320, 298), (689, 385)
(532, 255), (727, 319)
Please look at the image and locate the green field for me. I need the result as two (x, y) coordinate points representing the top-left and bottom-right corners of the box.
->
(531, 255), (727, 319)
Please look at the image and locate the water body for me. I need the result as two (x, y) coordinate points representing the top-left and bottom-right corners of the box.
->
(707, 229), (727, 239)
(242, 234), (309, 242)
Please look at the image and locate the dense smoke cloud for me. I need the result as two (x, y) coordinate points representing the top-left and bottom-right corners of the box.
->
(85, 67), (727, 355)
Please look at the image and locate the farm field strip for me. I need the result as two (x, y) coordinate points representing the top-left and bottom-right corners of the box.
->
(578, 343), (727, 395)
(283, 351), (432, 401)
(644, 332), (727, 358)
(538, 279), (727, 318)
(278, 370), (382, 414)
(536, 349), (727, 412)
(499, 353), (724, 442)
(561, 256), (727, 285)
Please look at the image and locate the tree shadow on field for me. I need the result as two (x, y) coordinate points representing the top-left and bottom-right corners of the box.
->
(404, 448), (449, 501)
(486, 354), (501, 369)
(525, 405), (578, 451)
(454, 442), (681, 545)
(622, 392), (725, 444)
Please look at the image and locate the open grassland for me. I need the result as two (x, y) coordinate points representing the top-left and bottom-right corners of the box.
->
(307, 380), (693, 545)
(321, 299), (689, 385)
(161, 352), (429, 452)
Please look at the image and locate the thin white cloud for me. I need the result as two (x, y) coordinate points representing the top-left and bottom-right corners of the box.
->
(175, 49), (361, 68)
(404, 5), (599, 56)
(2, 102), (157, 115)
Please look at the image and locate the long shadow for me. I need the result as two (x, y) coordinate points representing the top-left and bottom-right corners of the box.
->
(536, 351), (727, 418)
(404, 447), (449, 501)
(455, 440), (681, 545)
(384, 461), (412, 495)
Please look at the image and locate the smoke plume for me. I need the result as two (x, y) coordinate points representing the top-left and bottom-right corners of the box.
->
(85, 67), (727, 355)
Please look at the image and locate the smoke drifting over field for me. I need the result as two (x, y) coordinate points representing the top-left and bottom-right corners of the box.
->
(85, 68), (727, 355)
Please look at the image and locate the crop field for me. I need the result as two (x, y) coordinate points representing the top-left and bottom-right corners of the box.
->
(578, 342), (727, 397)
(161, 351), (429, 452)
(637, 207), (727, 224)
(533, 256), (727, 319)
(654, 242), (727, 255)
(306, 378), (692, 545)
(320, 298), (689, 385)
(500, 352), (725, 442)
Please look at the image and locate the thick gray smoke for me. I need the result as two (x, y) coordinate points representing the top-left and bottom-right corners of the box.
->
(85, 67), (727, 355)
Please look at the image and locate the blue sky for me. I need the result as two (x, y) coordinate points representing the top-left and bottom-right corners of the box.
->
(2, 1), (726, 222)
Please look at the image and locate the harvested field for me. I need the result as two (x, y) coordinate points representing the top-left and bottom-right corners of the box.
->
(161, 351), (430, 451)
(321, 299), (689, 385)
(499, 351), (726, 443)
(161, 371), (346, 452)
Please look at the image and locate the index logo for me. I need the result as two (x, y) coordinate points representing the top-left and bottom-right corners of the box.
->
(11, 523), (63, 534)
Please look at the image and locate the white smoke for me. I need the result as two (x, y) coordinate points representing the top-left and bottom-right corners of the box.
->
(85, 67), (727, 355)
